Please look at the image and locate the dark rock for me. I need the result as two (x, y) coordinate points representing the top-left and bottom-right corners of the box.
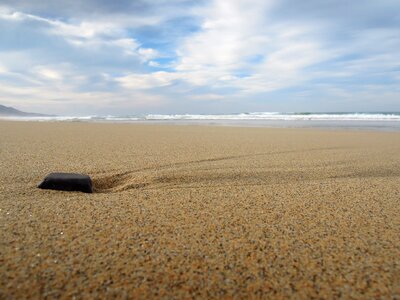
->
(38, 173), (93, 193)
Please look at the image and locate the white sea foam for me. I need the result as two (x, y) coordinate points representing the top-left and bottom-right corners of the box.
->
(1, 112), (400, 122)
(144, 113), (400, 121)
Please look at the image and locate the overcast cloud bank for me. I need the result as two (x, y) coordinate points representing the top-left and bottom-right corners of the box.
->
(0, 0), (399, 115)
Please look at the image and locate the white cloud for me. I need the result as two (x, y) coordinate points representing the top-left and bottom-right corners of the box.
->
(148, 61), (161, 67)
(2, 1), (332, 97)
(47, 19), (121, 40)
(191, 93), (225, 101)
(235, 38), (331, 93)
(0, 7), (113, 39)
(0, 64), (7, 73)
(1, 1), (400, 113)
(172, 0), (332, 94)
(111, 38), (140, 55)
(0, 7), (159, 61)
(33, 66), (63, 81)
(137, 48), (159, 61)
(0, 79), (167, 114)
(176, 0), (269, 73)
(116, 71), (180, 89)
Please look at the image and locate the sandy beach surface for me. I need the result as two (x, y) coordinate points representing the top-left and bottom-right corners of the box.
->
(1, 121), (399, 299)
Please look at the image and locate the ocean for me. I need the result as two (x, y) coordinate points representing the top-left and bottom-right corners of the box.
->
(2, 112), (400, 131)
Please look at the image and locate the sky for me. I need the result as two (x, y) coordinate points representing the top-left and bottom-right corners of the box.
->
(0, 0), (399, 115)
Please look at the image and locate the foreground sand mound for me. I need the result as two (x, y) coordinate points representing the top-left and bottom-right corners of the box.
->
(1, 122), (399, 299)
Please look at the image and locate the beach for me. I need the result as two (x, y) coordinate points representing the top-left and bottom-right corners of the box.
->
(1, 121), (399, 298)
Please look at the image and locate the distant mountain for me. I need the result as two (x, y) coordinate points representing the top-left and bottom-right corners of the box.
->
(0, 104), (53, 117)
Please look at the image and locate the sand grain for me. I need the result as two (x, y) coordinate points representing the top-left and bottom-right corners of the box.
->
(0, 121), (399, 298)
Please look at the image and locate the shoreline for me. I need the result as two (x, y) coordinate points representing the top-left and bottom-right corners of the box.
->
(1, 118), (400, 132)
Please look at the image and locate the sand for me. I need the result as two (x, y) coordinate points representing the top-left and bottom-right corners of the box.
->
(0, 121), (399, 299)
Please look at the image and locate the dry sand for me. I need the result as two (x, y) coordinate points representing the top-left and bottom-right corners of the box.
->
(0, 121), (399, 299)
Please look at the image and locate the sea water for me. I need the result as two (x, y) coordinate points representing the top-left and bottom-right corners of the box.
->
(2, 112), (400, 131)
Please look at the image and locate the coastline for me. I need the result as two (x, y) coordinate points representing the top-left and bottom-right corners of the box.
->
(1, 121), (399, 298)
(1, 117), (400, 132)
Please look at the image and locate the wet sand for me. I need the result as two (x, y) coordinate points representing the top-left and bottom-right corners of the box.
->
(1, 121), (399, 298)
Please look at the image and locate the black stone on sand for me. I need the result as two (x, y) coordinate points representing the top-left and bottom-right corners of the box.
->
(38, 173), (93, 193)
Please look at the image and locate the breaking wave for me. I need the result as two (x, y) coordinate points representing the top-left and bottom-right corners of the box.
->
(3, 112), (400, 122)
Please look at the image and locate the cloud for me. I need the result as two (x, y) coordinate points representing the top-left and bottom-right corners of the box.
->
(0, 64), (7, 73)
(116, 71), (180, 89)
(165, 0), (335, 95)
(33, 66), (63, 81)
(0, 0), (399, 114)
(0, 7), (160, 62)
(191, 93), (225, 101)
(0, 78), (167, 115)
